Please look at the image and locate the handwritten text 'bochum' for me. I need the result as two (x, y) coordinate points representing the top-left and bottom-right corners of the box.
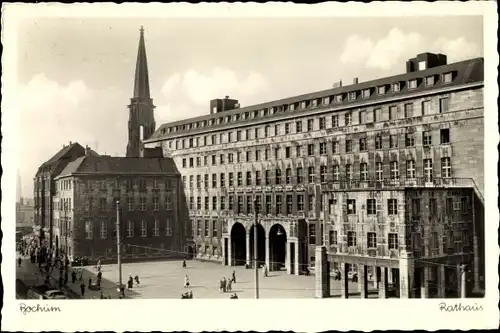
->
(19, 303), (62, 315)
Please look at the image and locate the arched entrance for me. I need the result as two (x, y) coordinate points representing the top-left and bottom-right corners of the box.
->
(249, 224), (266, 268)
(230, 223), (246, 266)
(269, 224), (287, 271)
(186, 245), (194, 259)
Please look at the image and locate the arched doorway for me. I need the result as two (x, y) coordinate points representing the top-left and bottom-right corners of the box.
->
(186, 245), (194, 259)
(230, 223), (246, 266)
(249, 224), (266, 268)
(269, 224), (287, 271)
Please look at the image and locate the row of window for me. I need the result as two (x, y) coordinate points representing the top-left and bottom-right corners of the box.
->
(164, 73), (454, 135)
(319, 228), (469, 250)
(56, 194), (174, 212)
(187, 192), (469, 217)
(183, 157), (452, 189)
(83, 219), (173, 239)
(67, 179), (176, 192)
(181, 129), (451, 168)
(171, 98), (450, 150)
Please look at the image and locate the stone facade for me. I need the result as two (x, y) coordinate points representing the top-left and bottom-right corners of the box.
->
(143, 53), (485, 296)
(53, 173), (190, 261)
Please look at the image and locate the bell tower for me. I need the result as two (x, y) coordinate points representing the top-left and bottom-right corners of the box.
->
(126, 26), (156, 158)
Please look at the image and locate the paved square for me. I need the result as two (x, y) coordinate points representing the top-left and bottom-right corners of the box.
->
(64, 259), (379, 299)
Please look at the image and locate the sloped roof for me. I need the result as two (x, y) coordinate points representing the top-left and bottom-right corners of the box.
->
(147, 56), (484, 142)
(56, 155), (179, 178)
(39, 143), (83, 168)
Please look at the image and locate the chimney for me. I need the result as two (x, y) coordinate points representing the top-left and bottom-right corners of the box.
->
(353, 77), (359, 85)
(333, 80), (343, 88)
(69, 141), (72, 145)
(225, 96), (229, 99)
(85, 145), (91, 156)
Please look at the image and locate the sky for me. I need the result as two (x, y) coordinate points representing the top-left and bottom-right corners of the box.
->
(16, 16), (483, 197)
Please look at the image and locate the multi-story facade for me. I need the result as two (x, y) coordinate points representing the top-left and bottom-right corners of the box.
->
(52, 146), (189, 261)
(144, 52), (484, 298)
(33, 142), (98, 248)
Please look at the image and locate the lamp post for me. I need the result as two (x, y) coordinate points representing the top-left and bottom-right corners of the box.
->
(116, 200), (123, 296)
(253, 198), (259, 299)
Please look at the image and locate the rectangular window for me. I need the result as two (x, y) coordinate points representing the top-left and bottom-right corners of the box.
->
(197, 197), (202, 210)
(285, 168), (292, 184)
(141, 220), (147, 237)
(265, 170), (271, 185)
(440, 128), (450, 144)
(422, 101), (431, 115)
(127, 220), (134, 238)
(329, 230), (337, 245)
(332, 165), (339, 181)
(229, 196), (234, 211)
(265, 195), (272, 214)
(319, 142), (327, 155)
(285, 123), (290, 135)
(375, 134), (382, 149)
(320, 165), (327, 183)
(127, 197), (134, 211)
(347, 231), (357, 246)
(389, 106), (397, 120)
(404, 103), (414, 118)
(165, 192), (172, 210)
(204, 174), (209, 188)
(408, 79), (417, 89)
(359, 138), (367, 151)
(443, 72), (453, 83)
(429, 197), (437, 216)
(276, 195), (282, 215)
(405, 133), (415, 147)
(424, 159), (433, 182)
(423, 131), (432, 146)
(286, 195), (293, 215)
(246, 171), (252, 186)
(390, 161), (399, 180)
(359, 109), (366, 124)
(297, 167), (304, 184)
(308, 167), (315, 183)
(220, 173), (225, 187)
(204, 196), (209, 210)
(345, 164), (352, 181)
(406, 160), (416, 179)
(212, 220), (218, 238)
(204, 220), (209, 237)
(100, 221), (107, 239)
(345, 113), (352, 126)
(388, 233), (398, 250)
(367, 232), (376, 248)
(153, 196), (159, 211)
(367, 199), (376, 215)
(441, 157), (451, 178)
(307, 144), (314, 156)
(276, 169), (282, 185)
(348, 91), (357, 101)
(307, 119), (314, 131)
(285, 147), (291, 158)
(360, 163), (368, 181)
(153, 220), (160, 237)
(255, 171), (261, 186)
(388, 199), (398, 215)
(412, 198), (421, 218)
(319, 117), (326, 130)
(425, 76), (434, 86)
(296, 121), (302, 133)
(297, 194), (305, 211)
(196, 175), (201, 189)
(374, 108), (381, 122)
(309, 224), (316, 245)
(212, 196), (217, 210)
(347, 199), (356, 214)
(439, 97), (449, 113)
(332, 141), (339, 154)
(331, 115), (339, 128)
(345, 140), (352, 153)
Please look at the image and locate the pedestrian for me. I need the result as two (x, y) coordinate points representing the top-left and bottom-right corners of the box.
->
(184, 274), (190, 288)
(128, 274), (134, 289)
(227, 278), (232, 292)
(18, 256), (22, 267)
(222, 277), (227, 293)
(97, 271), (102, 287)
(218, 279), (223, 293)
(182, 259), (186, 268)
(263, 265), (268, 277)
(134, 274), (140, 287)
(232, 270), (236, 283)
(80, 282), (86, 297)
(88, 277), (92, 289)
(72, 271), (77, 284)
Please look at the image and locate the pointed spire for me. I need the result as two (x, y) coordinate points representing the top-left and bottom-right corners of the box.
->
(133, 26), (150, 99)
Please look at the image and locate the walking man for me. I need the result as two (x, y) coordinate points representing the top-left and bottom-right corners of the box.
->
(80, 282), (86, 297)
(231, 270), (236, 283)
(184, 274), (190, 288)
(71, 270), (77, 284)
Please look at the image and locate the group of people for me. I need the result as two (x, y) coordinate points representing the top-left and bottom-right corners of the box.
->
(218, 270), (237, 293)
(127, 273), (141, 289)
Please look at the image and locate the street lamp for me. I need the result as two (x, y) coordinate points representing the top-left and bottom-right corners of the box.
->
(116, 200), (124, 298)
(253, 198), (259, 299)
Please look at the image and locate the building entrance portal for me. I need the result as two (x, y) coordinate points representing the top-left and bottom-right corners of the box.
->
(249, 224), (266, 268)
(269, 224), (287, 271)
(230, 223), (246, 266)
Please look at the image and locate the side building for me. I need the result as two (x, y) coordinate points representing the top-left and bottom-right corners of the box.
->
(52, 146), (190, 262)
(33, 142), (98, 248)
(144, 52), (485, 298)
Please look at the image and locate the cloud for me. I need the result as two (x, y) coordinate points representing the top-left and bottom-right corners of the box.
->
(17, 74), (127, 197)
(340, 28), (480, 71)
(156, 68), (270, 123)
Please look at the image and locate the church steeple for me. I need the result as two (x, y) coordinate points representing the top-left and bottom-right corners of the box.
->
(126, 26), (156, 158)
(133, 26), (150, 99)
